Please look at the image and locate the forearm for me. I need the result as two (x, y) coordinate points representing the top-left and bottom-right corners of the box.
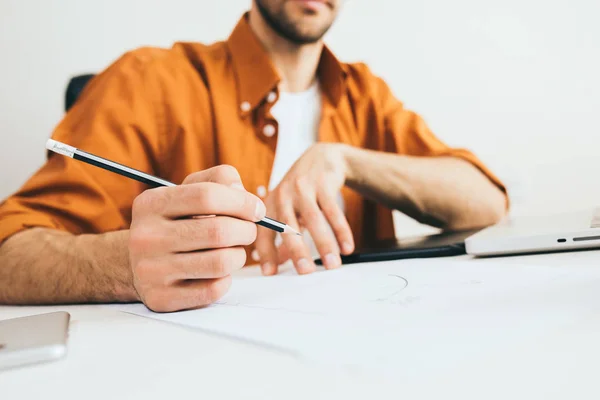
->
(0, 228), (137, 304)
(343, 146), (507, 230)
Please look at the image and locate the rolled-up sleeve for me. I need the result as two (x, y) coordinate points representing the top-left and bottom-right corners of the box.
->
(372, 74), (507, 196)
(0, 49), (168, 244)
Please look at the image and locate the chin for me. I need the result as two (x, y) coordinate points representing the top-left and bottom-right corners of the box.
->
(288, 11), (334, 35)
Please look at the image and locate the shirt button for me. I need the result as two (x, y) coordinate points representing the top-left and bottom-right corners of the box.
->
(251, 249), (260, 263)
(263, 124), (276, 137)
(257, 185), (267, 198)
(266, 91), (277, 103)
(240, 101), (251, 112)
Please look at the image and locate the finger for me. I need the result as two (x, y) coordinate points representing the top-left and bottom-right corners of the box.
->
(137, 217), (258, 254)
(182, 165), (244, 190)
(171, 216), (258, 252)
(255, 210), (279, 276)
(143, 276), (232, 313)
(297, 193), (341, 270)
(141, 183), (266, 221)
(318, 188), (354, 255)
(278, 206), (315, 275)
(161, 247), (247, 281)
(276, 243), (291, 265)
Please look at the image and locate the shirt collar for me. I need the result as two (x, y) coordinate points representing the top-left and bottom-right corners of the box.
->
(227, 14), (348, 117)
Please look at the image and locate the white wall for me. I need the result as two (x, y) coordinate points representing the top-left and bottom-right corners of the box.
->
(1, 0), (599, 225)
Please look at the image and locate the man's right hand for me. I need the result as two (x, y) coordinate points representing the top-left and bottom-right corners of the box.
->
(128, 165), (265, 312)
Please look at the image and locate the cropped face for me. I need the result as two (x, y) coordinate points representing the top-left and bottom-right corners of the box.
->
(254, 0), (342, 44)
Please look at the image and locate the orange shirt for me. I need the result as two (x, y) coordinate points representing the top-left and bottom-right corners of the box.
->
(0, 15), (505, 256)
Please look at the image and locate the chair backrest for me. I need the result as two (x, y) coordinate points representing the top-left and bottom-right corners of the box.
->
(65, 74), (96, 112)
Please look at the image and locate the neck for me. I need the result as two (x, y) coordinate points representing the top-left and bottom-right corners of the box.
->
(248, 9), (322, 93)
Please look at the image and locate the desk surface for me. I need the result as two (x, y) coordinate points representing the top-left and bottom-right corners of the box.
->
(2, 251), (600, 400)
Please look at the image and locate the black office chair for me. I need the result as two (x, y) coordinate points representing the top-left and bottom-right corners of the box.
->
(65, 74), (95, 112)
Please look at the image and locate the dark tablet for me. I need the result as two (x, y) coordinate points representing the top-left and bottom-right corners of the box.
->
(315, 229), (481, 265)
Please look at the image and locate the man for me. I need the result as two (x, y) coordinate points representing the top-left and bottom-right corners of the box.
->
(0, 0), (507, 312)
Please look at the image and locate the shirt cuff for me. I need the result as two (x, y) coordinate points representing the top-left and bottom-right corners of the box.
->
(0, 214), (66, 245)
(437, 148), (509, 209)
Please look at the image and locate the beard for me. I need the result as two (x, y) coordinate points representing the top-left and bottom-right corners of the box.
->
(255, 0), (335, 45)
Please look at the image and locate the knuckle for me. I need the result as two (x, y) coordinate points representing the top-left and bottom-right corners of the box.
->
(129, 225), (161, 254)
(286, 242), (306, 260)
(275, 182), (290, 197)
(334, 219), (352, 237)
(132, 191), (155, 214)
(191, 184), (217, 211)
(174, 221), (198, 242)
(207, 219), (256, 248)
(206, 218), (229, 247)
(244, 192), (260, 212)
(182, 171), (205, 185)
(213, 164), (241, 183)
(203, 277), (232, 304)
(321, 204), (338, 221)
(241, 223), (258, 246)
(337, 226), (353, 242)
(274, 191), (289, 211)
(210, 250), (232, 276)
(317, 240), (336, 255)
(293, 177), (307, 192)
(317, 175), (329, 188)
(211, 248), (246, 276)
(290, 250), (306, 262)
(302, 208), (321, 225)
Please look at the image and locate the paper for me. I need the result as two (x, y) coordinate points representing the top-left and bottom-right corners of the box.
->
(114, 259), (600, 376)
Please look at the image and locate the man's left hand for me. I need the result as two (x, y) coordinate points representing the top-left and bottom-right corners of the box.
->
(255, 143), (355, 275)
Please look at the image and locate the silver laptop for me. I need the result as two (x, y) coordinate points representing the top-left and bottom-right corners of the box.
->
(465, 208), (600, 256)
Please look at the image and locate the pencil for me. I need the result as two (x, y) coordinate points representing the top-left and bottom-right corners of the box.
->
(46, 139), (301, 236)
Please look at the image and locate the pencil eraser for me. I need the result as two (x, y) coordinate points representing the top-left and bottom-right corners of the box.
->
(46, 139), (75, 158)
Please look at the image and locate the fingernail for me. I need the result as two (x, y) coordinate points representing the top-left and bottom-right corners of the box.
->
(255, 201), (266, 221)
(297, 258), (315, 274)
(230, 183), (245, 191)
(342, 242), (353, 254)
(324, 253), (341, 269)
(261, 262), (275, 276)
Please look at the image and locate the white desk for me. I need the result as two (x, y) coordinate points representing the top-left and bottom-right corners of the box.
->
(2, 251), (600, 400)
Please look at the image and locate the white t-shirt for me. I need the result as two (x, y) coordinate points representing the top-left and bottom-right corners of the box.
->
(268, 82), (344, 258)
(268, 82), (322, 189)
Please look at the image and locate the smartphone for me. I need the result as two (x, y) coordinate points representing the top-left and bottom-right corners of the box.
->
(0, 312), (70, 371)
